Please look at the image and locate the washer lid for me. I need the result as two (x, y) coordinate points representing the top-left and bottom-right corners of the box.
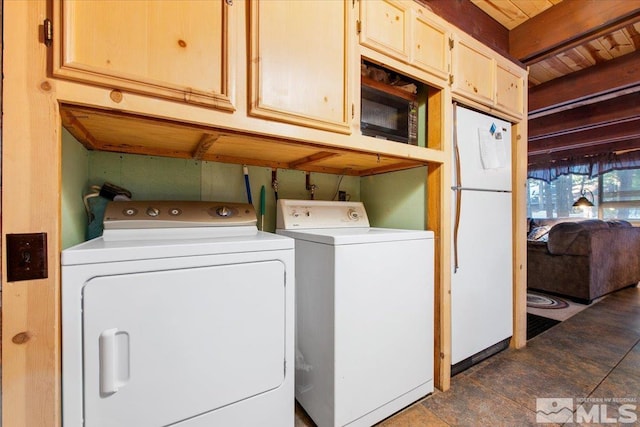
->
(277, 227), (433, 245)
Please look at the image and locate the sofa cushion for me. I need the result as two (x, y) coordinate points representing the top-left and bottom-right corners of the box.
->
(527, 240), (549, 254)
(606, 219), (632, 228)
(547, 220), (609, 255)
(529, 217), (586, 229)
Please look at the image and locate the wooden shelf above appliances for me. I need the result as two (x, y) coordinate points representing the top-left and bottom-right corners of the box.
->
(60, 104), (430, 177)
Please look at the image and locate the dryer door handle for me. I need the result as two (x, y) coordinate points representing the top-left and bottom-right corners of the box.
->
(99, 328), (130, 395)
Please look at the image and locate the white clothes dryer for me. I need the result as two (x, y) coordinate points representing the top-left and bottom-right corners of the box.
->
(276, 199), (434, 427)
(62, 201), (294, 427)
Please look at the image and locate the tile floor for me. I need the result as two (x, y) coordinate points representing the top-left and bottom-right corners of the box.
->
(295, 286), (640, 426)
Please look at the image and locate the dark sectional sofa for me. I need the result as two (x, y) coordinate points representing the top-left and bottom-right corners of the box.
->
(527, 218), (640, 304)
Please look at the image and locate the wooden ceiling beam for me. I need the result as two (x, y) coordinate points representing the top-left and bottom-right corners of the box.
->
(509, 0), (640, 63)
(528, 50), (640, 116)
(528, 116), (640, 156)
(529, 92), (640, 140)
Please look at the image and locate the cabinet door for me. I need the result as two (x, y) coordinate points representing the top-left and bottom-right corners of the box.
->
(452, 36), (495, 107)
(411, 7), (449, 80)
(53, 0), (235, 110)
(359, 0), (410, 62)
(495, 62), (526, 119)
(249, 0), (351, 134)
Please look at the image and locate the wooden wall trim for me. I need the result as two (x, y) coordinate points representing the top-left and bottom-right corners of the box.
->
(426, 86), (452, 391)
(2, 1), (62, 426)
(511, 119), (528, 351)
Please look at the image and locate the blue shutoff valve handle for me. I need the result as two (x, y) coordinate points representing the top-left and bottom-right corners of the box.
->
(243, 165), (253, 204)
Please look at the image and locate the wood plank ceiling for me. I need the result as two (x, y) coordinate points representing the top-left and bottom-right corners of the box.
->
(471, 0), (640, 168)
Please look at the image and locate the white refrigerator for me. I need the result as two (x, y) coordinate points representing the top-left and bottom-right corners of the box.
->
(451, 104), (513, 372)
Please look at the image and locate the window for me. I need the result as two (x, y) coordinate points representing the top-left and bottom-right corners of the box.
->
(527, 175), (597, 219)
(600, 169), (640, 220)
(527, 168), (640, 222)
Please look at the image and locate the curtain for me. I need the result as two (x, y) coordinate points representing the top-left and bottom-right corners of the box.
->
(528, 150), (640, 182)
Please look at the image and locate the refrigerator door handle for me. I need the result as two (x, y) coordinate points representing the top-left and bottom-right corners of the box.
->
(451, 186), (511, 193)
(453, 187), (461, 273)
(453, 103), (462, 273)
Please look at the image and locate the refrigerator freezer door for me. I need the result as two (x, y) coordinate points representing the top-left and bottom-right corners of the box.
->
(451, 190), (513, 364)
(455, 106), (512, 192)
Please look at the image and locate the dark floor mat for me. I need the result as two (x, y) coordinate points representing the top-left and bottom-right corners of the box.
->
(527, 312), (561, 340)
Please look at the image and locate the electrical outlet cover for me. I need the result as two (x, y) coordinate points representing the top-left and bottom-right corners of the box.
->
(6, 233), (48, 281)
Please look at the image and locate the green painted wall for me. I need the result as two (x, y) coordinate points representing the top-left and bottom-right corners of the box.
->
(61, 129), (89, 249)
(360, 166), (428, 230)
(62, 134), (361, 247)
(62, 133), (429, 248)
(89, 152), (202, 201)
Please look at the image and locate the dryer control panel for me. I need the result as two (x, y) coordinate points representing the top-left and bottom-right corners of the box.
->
(103, 201), (257, 229)
(276, 199), (370, 229)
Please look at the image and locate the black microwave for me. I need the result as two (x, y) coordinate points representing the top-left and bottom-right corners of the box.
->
(361, 84), (417, 144)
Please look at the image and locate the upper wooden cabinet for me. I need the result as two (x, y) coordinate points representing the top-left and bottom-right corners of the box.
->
(52, 0), (236, 111)
(450, 35), (494, 107)
(451, 33), (526, 120)
(359, 0), (411, 62)
(495, 61), (526, 119)
(412, 6), (450, 81)
(359, 0), (450, 82)
(248, 0), (351, 134)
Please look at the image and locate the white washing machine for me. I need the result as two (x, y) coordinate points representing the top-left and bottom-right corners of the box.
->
(61, 201), (295, 427)
(276, 199), (434, 427)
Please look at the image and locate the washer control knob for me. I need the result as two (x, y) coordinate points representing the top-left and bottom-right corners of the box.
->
(146, 207), (160, 217)
(347, 209), (360, 221)
(216, 206), (232, 217)
(292, 210), (300, 218)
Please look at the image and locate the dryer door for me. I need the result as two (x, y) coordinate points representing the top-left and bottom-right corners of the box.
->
(82, 260), (286, 427)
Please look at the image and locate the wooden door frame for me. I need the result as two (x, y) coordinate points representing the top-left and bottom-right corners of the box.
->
(2, 1), (62, 426)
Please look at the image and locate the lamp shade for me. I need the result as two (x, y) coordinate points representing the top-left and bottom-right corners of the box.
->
(572, 195), (594, 207)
